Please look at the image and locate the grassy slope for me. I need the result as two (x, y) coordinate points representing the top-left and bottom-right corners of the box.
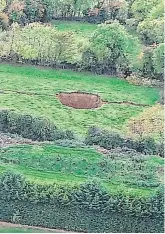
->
(0, 144), (163, 197)
(0, 64), (160, 135)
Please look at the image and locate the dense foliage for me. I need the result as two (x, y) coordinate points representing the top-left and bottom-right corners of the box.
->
(137, 19), (163, 45)
(0, 171), (164, 232)
(0, 109), (75, 141)
(81, 21), (141, 75)
(0, 0), (163, 80)
(0, 22), (84, 65)
(127, 104), (164, 138)
(85, 126), (164, 157)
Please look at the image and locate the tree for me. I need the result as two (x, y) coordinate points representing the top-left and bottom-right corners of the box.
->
(103, 0), (129, 23)
(152, 43), (164, 77)
(0, 22), (83, 64)
(147, 1), (164, 20)
(0, 0), (7, 11)
(131, 0), (159, 21)
(137, 19), (163, 45)
(88, 21), (141, 75)
(0, 12), (9, 30)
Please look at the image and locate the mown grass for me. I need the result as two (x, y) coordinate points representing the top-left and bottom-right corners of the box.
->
(0, 144), (163, 197)
(0, 64), (160, 135)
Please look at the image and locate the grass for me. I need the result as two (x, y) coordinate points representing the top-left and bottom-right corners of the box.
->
(0, 64), (160, 135)
(52, 20), (98, 36)
(0, 227), (55, 233)
(0, 144), (163, 197)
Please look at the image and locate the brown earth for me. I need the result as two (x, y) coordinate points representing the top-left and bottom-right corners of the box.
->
(57, 92), (103, 109)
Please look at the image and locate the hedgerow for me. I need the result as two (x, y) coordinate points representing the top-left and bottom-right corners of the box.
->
(0, 171), (164, 232)
(85, 126), (164, 157)
(0, 109), (75, 141)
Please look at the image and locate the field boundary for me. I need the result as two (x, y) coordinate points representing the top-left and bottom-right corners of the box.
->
(1, 89), (150, 107)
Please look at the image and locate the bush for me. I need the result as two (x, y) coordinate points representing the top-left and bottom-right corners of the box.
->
(85, 127), (124, 149)
(126, 104), (164, 138)
(135, 46), (164, 81)
(5, 0), (55, 25)
(0, 109), (75, 141)
(0, 171), (164, 232)
(85, 126), (163, 156)
(131, 0), (160, 21)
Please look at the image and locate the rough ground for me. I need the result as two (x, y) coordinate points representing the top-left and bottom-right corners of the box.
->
(0, 133), (40, 148)
(57, 92), (102, 109)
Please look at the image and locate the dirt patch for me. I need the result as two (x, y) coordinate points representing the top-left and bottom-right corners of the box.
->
(57, 92), (103, 109)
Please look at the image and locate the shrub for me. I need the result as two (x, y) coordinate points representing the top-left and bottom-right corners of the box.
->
(126, 104), (164, 138)
(0, 171), (164, 232)
(135, 46), (164, 81)
(0, 171), (26, 200)
(0, 0), (6, 12)
(85, 127), (124, 149)
(0, 109), (75, 141)
(85, 126), (163, 156)
(7, 0), (25, 24)
(5, 0), (55, 25)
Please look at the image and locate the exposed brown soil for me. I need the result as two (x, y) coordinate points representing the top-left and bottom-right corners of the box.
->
(1, 89), (150, 109)
(57, 92), (103, 109)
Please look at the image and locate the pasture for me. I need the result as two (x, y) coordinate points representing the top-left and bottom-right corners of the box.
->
(0, 64), (160, 136)
(0, 144), (163, 197)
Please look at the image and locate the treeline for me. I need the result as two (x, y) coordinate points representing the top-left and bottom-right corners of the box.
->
(0, 171), (164, 232)
(0, 22), (163, 81)
(0, 0), (163, 80)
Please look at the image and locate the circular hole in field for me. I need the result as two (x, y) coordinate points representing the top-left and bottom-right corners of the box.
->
(57, 92), (103, 109)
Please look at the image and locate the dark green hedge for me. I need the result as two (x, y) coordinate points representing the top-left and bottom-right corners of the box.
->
(85, 127), (164, 157)
(0, 201), (164, 233)
(0, 110), (74, 141)
(0, 171), (164, 233)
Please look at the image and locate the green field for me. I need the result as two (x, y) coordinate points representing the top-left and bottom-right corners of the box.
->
(52, 20), (98, 36)
(0, 144), (163, 196)
(0, 64), (162, 198)
(0, 64), (160, 135)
